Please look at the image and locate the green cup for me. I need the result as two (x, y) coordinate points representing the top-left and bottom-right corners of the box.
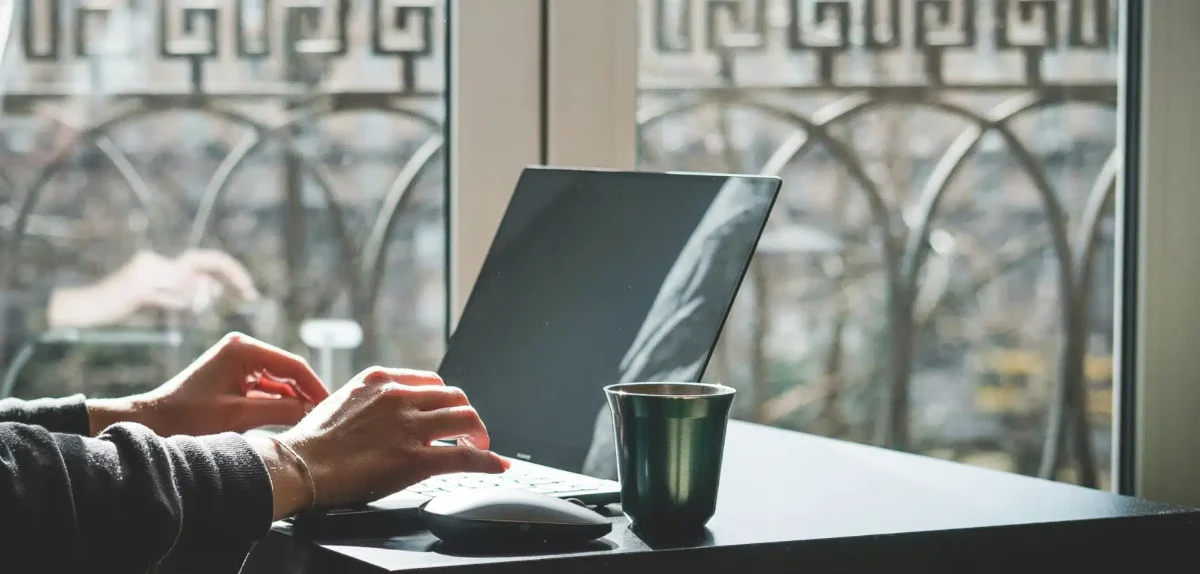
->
(603, 382), (736, 535)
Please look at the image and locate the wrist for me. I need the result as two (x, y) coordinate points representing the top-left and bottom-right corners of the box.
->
(86, 396), (144, 436)
(249, 435), (315, 520)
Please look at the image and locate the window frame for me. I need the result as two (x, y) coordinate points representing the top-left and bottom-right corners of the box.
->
(516, 0), (1200, 504)
(448, 0), (639, 326)
(544, 0), (638, 170)
(1124, 0), (1200, 506)
(447, 0), (546, 329)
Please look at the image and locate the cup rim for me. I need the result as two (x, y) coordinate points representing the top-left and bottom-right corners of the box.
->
(603, 382), (736, 398)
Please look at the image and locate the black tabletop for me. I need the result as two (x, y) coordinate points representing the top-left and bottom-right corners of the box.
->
(243, 421), (1200, 573)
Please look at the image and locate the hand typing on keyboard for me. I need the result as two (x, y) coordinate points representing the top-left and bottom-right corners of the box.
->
(246, 366), (510, 520)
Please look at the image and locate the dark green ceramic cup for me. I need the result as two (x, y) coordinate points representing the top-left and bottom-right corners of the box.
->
(603, 382), (736, 535)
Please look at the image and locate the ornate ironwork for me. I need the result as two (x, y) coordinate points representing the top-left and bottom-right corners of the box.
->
(0, 0), (446, 381)
(645, 0), (1113, 86)
(15, 0), (437, 91)
(639, 0), (1119, 488)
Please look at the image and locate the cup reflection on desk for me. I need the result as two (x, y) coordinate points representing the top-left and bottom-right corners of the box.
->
(604, 382), (735, 535)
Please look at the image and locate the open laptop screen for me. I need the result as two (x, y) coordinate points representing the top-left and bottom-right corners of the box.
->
(438, 168), (780, 477)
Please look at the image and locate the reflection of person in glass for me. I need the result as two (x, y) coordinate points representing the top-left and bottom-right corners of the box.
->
(0, 249), (260, 370)
(582, 181), (773, 479)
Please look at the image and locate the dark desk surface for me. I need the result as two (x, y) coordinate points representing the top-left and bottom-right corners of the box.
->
(244, 422), (1200, 573)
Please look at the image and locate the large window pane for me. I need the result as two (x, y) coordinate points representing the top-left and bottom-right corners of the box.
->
(1, 1), (447, 399)
(638, 0), (1121, 488)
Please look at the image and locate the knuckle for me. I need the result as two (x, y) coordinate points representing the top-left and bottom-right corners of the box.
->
(448, 405), (482, 424)
(351, 380), (389, 399)
(420, 370), (444, 384)
(397, 369), (442, 386)
(221, 331), (246, 346)
(456, 404), (480, 418)
(378, 382), (418, 405)
(375, 381), (406, 396)
(444, 386), (468, 404)
(361, 366), (392, 385)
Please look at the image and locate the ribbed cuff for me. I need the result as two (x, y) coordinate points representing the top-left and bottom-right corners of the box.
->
(0, 393), (91, 434)
(193, 433), (275, 543)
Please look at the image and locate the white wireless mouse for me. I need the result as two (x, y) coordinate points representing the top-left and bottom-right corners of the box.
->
(420, 487), (613, 546)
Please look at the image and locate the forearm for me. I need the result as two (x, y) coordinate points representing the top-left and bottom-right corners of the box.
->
(0, 422), (274, 571)
(46, 283), (122, 330)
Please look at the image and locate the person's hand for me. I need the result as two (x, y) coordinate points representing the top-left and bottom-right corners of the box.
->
(47, 249), (260, 329)
(87, 332), (330, 437)
(249, 367), (510, 520)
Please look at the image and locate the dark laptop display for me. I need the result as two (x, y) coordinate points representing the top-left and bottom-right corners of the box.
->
(439, 168), (780, 477)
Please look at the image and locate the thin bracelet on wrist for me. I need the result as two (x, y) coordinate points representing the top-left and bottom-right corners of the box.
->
(269, 437), (317, 511)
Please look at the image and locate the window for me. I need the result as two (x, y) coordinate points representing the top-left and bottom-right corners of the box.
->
(632, 0), (1123, 488)
(541, 0), (1161, 493)
(543, 0), (1200, 503)
(0, 1), (541, 396)
(5, 0), (1200, 506)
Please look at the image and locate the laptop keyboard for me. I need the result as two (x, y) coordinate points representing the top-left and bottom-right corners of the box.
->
(404, 469), (608, 497)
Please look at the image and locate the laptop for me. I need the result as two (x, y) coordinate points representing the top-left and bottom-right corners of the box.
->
(293, 167), (780, 529)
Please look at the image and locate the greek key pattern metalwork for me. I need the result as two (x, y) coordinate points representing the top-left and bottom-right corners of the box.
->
(18, 0), (437, 91)
(647, 0), (1114, 85)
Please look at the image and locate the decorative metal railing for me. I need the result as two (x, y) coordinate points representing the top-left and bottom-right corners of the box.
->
(0, 0), (449, 381)
(0, 0), (1119, 487)
(637, 0), (1119, 487)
